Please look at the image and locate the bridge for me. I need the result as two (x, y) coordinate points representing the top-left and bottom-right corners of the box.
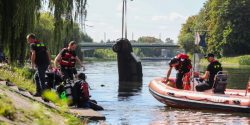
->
(80, 42), (181, 51)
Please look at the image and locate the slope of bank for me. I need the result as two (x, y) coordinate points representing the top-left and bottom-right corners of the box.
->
(0, 64), (88, 125)
(198, 55), (250, 66)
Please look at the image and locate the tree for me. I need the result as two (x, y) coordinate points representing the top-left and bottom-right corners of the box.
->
(178, 0), (250, 57)
(0, 0), (87, 66)
(106, 39), (111, 43)
(100, 40), (104, 43)
(178, 33), (199, 55)
(165, 38), (174, 43)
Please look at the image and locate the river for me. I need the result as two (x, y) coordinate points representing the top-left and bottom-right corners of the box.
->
(78, 61), (250, 125)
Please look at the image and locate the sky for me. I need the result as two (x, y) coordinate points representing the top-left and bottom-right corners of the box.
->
(51, 0), (208, 43)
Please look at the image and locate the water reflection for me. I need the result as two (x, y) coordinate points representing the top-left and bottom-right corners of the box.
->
(118, 81), (142, 101)
(150, 107), (250, 125)
(82, 61), (250, 124)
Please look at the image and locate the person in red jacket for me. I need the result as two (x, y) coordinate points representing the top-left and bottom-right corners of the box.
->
(162, 53), (192, 89)
(54, 41), (85, 80)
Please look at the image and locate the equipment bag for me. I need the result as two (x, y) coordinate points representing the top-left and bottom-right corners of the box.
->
(71, 79), (90, 108)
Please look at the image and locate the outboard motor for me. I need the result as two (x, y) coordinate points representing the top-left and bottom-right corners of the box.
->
(113, 38), (143, 82)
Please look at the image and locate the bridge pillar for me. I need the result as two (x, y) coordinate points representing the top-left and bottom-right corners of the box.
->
(112, 38), (143, 82)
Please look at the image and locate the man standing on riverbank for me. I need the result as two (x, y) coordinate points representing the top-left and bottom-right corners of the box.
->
(196, 53), (222, 91)
(54, 41), (85, 80)
(162, 54), (192, 89)
(27, 33), (53, 99)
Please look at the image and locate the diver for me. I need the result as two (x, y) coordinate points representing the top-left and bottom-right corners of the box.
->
(162, 53), (192, 89)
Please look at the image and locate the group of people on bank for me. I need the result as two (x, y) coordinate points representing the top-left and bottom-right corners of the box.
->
(27, 33), (85, 101)
(162, 53), (222, 92)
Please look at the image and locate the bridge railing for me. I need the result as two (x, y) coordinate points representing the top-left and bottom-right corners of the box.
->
(80, 42), (177, 45)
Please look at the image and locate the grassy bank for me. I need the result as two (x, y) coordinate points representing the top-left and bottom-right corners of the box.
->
(188, 54), (250, 66)
(0, 87), (87, 125)
(0, 65), (36, 93)
(0, 65), (88, 124)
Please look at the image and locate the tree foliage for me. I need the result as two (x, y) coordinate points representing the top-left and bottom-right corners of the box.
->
(178, 0), (250, 57)
(34, 13), (93, 60)
(165, 38), (174, 43)
(0, 0), (87, 66)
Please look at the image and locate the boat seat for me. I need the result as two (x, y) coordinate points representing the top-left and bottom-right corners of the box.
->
(213, 73), (228, 94)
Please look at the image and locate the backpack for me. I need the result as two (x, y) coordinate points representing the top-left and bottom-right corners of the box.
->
(72, 79), (90, 108)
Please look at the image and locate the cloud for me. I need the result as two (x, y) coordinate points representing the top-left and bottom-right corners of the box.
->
(152, 15), (168, 21)
(85, 22), (94, 26)
(116, 2), (139, 11)
(99, 22), (108, 26)
(134, 16), (145, 20)
(152, 12), (188, 21)
(116, 13), (122, 18)
(107, 26), (115, 29)
(169, 12), (188, 21)
(114, 29), (121, 33)
(89, 13), (103, 19)
(89, 29), (97, 33)
(159, 26), (167, 30)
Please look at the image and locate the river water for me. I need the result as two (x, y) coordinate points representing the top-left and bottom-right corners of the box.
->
(79, 61), (250, 125)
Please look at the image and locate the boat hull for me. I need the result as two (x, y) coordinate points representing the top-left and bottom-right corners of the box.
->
(149, 78), (250, 113)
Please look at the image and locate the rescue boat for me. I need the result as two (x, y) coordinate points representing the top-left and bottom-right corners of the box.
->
(149, 71), (250, 112)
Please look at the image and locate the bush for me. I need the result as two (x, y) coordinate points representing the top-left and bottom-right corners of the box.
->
(14, 66), (36, 80)
(239, 56), (250, 65)
(0, 92), (16, 119)
(51, 55), (56, 60)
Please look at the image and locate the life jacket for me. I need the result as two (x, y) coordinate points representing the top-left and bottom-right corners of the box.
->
(174, 53), (192, 71)
(59, 48), (76, 67)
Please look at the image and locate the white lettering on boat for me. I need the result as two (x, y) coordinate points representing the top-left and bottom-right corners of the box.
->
(210, 98), (226, 102)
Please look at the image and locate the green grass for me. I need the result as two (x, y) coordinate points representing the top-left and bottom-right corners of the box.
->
(199, 55), (250, 65)
(0, 66), (36, 93)
(0, 92), (16, 119)
(239, 56), (250, 65)
(0, 77), (87, 124)
(51, 55), (56, 61)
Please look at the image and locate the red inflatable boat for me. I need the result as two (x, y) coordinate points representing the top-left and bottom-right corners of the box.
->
(149, 73), (250, 112)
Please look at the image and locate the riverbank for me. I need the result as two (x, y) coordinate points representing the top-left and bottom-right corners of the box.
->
(0, 64), (103, 124)
(199, 55), (250, 66)
(0, 85), (83, 125)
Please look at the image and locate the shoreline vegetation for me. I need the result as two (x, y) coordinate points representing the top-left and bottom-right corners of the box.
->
(0, 65), (88, 124)
(80, 55), (250, 66)
(192, 55), (250, 66)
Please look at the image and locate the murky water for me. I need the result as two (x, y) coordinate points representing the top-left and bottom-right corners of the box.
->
(77, 61), (250, 125)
